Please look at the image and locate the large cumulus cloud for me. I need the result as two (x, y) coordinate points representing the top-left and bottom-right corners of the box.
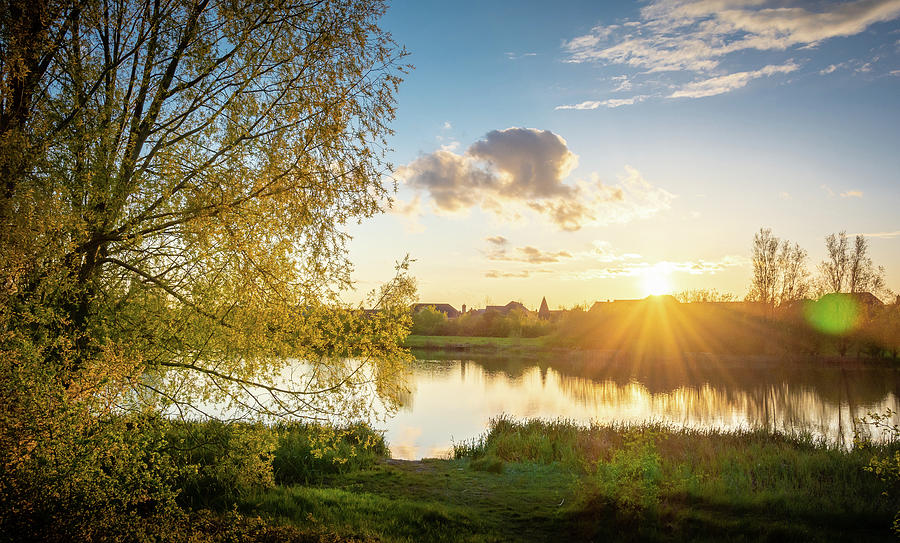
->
(396, 128), (673, 231)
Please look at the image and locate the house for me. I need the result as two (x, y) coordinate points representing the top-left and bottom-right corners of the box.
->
(484, 301), (530, 316)
(410, 303), (461, 319)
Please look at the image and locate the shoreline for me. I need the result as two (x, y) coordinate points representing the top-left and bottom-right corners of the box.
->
(404, 334), (900, 368)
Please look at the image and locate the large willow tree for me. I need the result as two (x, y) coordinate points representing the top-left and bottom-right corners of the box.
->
(0, 0), (413, 424)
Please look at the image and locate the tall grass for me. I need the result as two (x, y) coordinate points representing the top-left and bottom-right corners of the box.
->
(454, 415), (900, 530)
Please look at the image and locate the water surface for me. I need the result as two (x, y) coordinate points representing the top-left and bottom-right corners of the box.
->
(382, 354), (900, 459)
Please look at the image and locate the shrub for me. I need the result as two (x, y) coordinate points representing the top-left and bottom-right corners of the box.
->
(590, 429), (665, 512)
(164, 420), (277, 508)
(273, 422), (389, 484)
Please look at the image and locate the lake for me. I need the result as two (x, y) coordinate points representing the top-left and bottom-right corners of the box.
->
(380, 353), (900, 459)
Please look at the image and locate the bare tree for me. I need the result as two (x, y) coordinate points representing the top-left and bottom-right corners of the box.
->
(750, 228), (780, 306)
(818, 232), (887, 298)
(848, 234), (886, 295)
(778, 242), (810, 304)
(819, 231), (849, 293)
(750, 228), (811, 307)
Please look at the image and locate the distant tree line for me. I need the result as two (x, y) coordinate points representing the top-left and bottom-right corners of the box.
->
(411, 306), (553, 338)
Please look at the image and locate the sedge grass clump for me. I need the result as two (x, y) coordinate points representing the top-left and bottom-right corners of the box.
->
(455, 415), (584, 468)
(273, 421), (389, 484)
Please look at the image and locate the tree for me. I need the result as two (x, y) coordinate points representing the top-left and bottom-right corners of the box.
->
(819, 231), (850, 293)
(1, 0), (412, 417)
(674, 289), (737, 303)
(749, 228), (812, 308)
(1, 1), (413, 535)
(412, 305), (447, 335)
(749, 228), (782, 307)
(818, 231), (887, 298)
(777, 241), (810, 304)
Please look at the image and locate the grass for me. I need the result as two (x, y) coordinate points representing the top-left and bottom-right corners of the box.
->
(225, 417), (900, 542)
(403, 334), (547, 351)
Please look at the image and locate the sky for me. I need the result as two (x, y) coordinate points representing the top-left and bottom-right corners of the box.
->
(346, 0), (900, 310)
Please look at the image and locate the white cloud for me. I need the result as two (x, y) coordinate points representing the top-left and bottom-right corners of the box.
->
(505, 51), (538, 60)
(611, 75), (633, 91)
(396, 129), (675, 231)
(556, 95), (648, 109)
(670, 62), (798, 98)
(857, 230), (900, 238)
(562, 0), (900, 101)
(840, 189), (864, 198)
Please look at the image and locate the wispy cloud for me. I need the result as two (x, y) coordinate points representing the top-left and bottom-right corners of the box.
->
(486, 243), (573, 264)
(562, 255), (746, 280)
(561, 0), (900, 103)
(841, 189), (864, 198)
(396, 128), (675, 231)
(857, 230), (900, 238)
(670, 62), (798, 98)
(556, 95), (648, 109)
(505, 51), (538, 60)
(485, 269), (552, 279)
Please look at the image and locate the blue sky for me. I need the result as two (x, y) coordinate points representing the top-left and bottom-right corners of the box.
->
(347, 0), (900, 309)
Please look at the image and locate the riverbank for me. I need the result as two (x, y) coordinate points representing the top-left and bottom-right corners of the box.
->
(404, 334), (900, 368)
(232, 418), (899, 541)
(403, 334), (548, 352)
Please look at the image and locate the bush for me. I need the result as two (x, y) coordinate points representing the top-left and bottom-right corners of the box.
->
(590, 429), (664, 512)
(164, 420), (277, 509)
(273, 422), (389, 484)
(0, 339), (184, 542)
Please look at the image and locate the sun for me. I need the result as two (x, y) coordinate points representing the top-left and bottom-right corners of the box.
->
(642, 270), (671, 297)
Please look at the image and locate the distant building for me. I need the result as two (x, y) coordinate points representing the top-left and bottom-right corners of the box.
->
(484, 301), (530, 316)
(538, 297), (551, 320)
(411, 303), (461, 319)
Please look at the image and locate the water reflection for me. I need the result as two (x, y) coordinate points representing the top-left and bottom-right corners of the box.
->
(383, 355), (900, 460)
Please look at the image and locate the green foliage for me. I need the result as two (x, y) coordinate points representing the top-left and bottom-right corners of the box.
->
(0, 1), (415, 535)
(411, 306), (448, 335)
(591, 429), (665, 512)
(164, 420), (278, 509)
(273, 422), (389, 484)
(860, 410), (900, 534)
(0, 346), (183, 541)
(418, 308), (555, 338)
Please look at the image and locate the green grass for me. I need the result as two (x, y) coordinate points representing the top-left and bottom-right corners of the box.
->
(402, 334), (547, 351)
(246, 458), (576, 542)
(199, 416), (900, 541)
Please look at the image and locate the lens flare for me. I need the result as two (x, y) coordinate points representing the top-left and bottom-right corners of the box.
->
(804, 293), (860, 335)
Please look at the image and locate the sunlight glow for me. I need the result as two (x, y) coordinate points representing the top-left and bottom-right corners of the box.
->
(641, 269), (672, 296)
